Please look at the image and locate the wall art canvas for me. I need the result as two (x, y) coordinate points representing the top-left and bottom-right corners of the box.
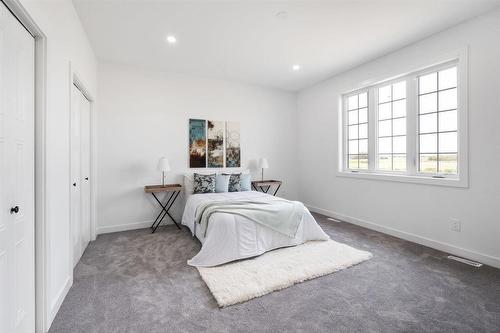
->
(226, 121), (241, 167)
(189, 119), (207, 168)
(207, 120), (225, 168)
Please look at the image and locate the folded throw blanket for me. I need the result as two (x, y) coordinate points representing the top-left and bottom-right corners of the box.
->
(194, 199), (305, 238)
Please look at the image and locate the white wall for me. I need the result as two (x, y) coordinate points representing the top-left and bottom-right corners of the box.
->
(19, 0), (97, 329)
(297, 9), (500, 268)
(96, 62), (297, 233)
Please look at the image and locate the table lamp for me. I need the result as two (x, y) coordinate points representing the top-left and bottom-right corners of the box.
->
(157, 157), (171, 186)
(259, 158), (269, 181)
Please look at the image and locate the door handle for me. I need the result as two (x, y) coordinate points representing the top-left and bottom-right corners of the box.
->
(85, 177), (89, 181)
(10, 206), (19, 214)
(73, 183), (77, 187)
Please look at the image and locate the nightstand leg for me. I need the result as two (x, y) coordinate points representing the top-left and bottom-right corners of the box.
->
(151, 192), (174, 231)
(151, 191), (181, 233)
(273, 184), (281, 196)
(259, 185), (271, 194)
(164, 191), (181, 230)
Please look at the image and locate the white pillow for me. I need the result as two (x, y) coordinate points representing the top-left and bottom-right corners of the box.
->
(184, 174), (194, 195)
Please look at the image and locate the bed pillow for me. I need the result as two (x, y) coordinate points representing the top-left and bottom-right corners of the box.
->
(215, 174), (230, 193)
(184, 171), (213, 194)
(240, 174), (251, 191)
(222, 173), (241, 192)
(193, 173), (216, 194)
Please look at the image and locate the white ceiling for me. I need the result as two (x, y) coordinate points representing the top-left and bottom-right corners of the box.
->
(73, 0), (500, 91)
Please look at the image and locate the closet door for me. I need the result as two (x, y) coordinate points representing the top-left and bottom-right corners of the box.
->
(70, 85), (82, 267)
(71, 84), (91, 267)
(80, 91), (91, 252)
(0, 2), (36, 332)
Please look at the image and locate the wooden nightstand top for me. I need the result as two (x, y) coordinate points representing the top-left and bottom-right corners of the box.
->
(144, 184), (182, 193)
(251, 180), (282, 186)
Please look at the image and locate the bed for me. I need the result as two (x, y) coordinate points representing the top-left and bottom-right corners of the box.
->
(181, 191), (329, 267)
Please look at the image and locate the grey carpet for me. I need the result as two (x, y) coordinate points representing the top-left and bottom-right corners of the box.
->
(49, 214), (500, 333)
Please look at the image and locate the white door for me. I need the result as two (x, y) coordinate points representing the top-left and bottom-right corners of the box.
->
(71, 84), (91, 267)
(70, 85), (82, 266)
(79, 87), (91, 254)
(0, 2), (36, 333)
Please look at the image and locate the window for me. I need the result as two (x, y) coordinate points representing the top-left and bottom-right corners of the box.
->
(347, 92), (368, 170)
(418, 67), (458, 174)
(377, 81), (406, 171)
(341, 58), (467, 186)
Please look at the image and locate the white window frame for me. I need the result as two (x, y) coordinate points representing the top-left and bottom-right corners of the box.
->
(373, 77), (411, 174)
(338, 51), (468, 188)
(343, 90), (370, 171)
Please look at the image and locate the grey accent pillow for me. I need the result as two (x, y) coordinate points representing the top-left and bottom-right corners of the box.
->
(223, 173), (241, 192)
(240, 173), (252, 191)
(193, 173), (216, 194)
(215, 174), (230, 193)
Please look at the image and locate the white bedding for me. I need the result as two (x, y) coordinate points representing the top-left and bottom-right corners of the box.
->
(182, 191), (329, 267)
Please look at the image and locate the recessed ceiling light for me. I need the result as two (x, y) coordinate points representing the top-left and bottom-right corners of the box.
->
(275, 11), (288, 19)
(166, 35), (177, 44)
(292, 64), (301, 71)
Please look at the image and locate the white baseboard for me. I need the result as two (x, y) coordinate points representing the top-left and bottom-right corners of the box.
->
(96, 220), (153, 234)
(48, 275), (72, 329)
(306, 204), (500, 269)
(96, 220), (178, 235)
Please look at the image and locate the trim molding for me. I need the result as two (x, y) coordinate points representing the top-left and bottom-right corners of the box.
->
(48, 276), (72, 327)
(306, 204), (500, 269)
(97, 220), (160, 235)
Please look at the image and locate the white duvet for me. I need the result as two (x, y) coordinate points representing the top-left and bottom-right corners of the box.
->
(182, 191), (329, 267)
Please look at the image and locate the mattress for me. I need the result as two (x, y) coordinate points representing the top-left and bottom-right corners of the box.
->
(181, 191), (329, 267)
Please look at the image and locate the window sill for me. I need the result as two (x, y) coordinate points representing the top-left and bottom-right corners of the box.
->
(336, 170), (468, 188)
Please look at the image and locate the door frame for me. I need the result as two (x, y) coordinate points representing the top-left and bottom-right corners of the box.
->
(2, 0), (47, 331)
(68, 66), (97, 272)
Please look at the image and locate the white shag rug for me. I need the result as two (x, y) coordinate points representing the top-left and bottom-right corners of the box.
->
(197, 239), (373, 307)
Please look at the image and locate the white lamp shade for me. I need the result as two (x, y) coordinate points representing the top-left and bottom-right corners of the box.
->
(259, 158), (269, 169)
(157, 157), (171, 172)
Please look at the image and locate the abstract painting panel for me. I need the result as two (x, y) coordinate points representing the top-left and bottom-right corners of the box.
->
(207, 120), (225, 168)
(189, 119), (206, 168)
(226, 121), (241, 167)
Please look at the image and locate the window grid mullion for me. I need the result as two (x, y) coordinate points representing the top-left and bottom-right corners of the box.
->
(357, 94), (360, 168)
(368, 88), (376, 172)
(418, 86), (455, 97)
(390, 85), (394, 170)
(418, 130), (457, 135)
(436, 73), (440, 172)
(407, 76), (417, 174)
